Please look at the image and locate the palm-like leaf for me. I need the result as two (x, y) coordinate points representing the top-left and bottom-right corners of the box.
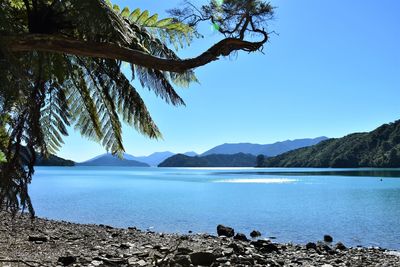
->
(0, 0), (199, 215)
(40, 83), (71, 155)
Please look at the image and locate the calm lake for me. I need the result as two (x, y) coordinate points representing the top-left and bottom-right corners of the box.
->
(31, 167), (400, 249)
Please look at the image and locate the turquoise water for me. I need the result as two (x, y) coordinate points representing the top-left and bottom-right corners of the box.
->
(31, 167), (400, 249)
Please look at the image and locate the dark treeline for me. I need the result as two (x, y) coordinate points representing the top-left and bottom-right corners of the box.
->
(159, 153), (257, 167)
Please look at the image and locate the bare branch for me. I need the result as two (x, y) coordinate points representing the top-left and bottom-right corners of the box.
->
(2, 34), (268, 73)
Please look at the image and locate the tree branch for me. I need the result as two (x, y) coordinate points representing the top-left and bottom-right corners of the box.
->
(2, 34), (267, 73)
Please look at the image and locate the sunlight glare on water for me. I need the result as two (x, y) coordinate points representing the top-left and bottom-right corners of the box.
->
(214, 178), (298, 184)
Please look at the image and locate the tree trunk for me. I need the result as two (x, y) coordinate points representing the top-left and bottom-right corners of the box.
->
(2, 34), (267, 73)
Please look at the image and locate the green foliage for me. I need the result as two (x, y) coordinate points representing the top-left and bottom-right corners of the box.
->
(169, 0), (273, 43)
(0, 0), (198, 215)
(159, 153), (257, 167)
(264, 120), (400, 168)
(0, 151), (5, 163)
(256, 154), (265, 167)
(109, 2), (196, 50)
(8, 0), (25, 9)
(0, 116), (8, 163)
(35, 154), (75, 166)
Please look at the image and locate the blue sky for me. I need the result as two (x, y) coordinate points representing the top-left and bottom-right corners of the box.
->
(58, 0), (400, 162)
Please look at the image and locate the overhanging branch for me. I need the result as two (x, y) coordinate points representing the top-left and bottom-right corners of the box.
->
(2, 34), (267, 73)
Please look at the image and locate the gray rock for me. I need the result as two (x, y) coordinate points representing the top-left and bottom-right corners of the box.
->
(385, 251), (400, 257)
(222, 247), (234, 256)
(250, 239), (270, 248)
(177, 247), (193, 255)
(317, 241), (333, 253)
(217, 225), (235, 237)
(28, 235), (48, 242)
(335, 242), (347, 251)
(251, 240), (279, 253)
(137, 259), (147, 266)
(324, 235), (333, 243)
(234, 233), (248, 242)
(190, 252), (216, 266)
(128, 257), (139, 266)
(174, 255), (191, 267)
(306, 242), (317, 250)
(127, 259), (147, 266)
(261, 243), (279, 254)
(120, 243), (132, 249)
(250, 230), (262, 238)
(2, 212), (400, 267)
(216, 257), (229, 263)
(94, 256), (127, 265)
(228, 242), (245, 254)
(91, 260), (102, 266)
(58, 256), (77, 266)
(159, 246), (169, 252)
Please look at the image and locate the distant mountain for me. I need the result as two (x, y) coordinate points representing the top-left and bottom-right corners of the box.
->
(264, 120), (400, 168)
(126, 151), (175, 166)
(124, 151), (199, 166)
(78, 153), (149, 167)
(158, 153), (257, 167)
(36, 154), (75, 166)
(79, 151), (199, 167)
(201, 137), (328, 157)
(183, 151), (198, 157)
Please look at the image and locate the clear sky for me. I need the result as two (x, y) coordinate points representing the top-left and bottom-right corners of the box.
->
(58, 0), (400, 162)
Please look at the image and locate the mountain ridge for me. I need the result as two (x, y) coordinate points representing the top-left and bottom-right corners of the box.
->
(76, 137), (328, 167)
(78, 154), (149, 167)
(201, 137), (328, 156)
(263, 120), (400, 168)
(80, 151), (198, 166)
(35, 154), (75, 166)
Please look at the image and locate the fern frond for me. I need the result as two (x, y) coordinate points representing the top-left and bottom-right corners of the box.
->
(99, 60), (161, 139)
(135, 66), (185, 106)
(65, 58), (103, 142)
(69, 0), (133, 45)
(75, 57), (124, 154)
(113, 4), (195, 49)
(40, 84), (70, 155)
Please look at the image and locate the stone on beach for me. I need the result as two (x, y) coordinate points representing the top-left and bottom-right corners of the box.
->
(234, 233), (248, 242)
(324, 234), (333, 242)
(28, 235), (48, 242)
(335, 242), (347, 251)
(217, 224), (235, 237)
(189, 251), (216, 266)
(1, 212), (400, 267)
(250, 230), (262, 238)
(58, 256), (77, 266)
(306, 242), (317, 250)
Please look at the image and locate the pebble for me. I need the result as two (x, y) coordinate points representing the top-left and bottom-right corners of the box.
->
(0, 212), (399, 267)
(136, 259), (147, 266)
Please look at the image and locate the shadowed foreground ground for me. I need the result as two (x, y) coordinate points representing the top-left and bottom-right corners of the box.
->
(1, 212), (399, 266)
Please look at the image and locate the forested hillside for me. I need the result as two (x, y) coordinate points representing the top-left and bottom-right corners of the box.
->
(159, 153), (257, 167)
(264, 121), (400, 168)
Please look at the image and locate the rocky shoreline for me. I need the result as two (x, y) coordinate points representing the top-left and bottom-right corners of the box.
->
(1, 212), (399, 267)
